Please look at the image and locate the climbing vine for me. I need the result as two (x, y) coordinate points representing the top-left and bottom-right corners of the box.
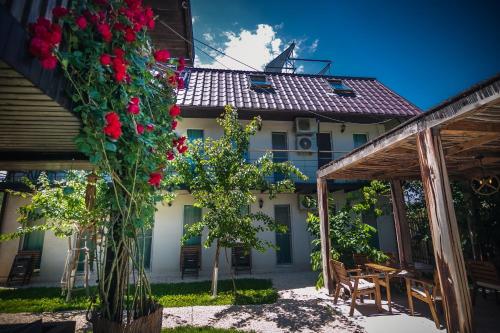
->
(27, 0), (186, 327)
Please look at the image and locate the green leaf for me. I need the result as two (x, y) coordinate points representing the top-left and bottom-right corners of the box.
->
(105, 141), (117, 152)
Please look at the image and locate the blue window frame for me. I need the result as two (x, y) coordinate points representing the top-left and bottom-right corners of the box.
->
(353, 133), (368, 148)
(249, 74), (272, 89)
(328, 79), (354, 94)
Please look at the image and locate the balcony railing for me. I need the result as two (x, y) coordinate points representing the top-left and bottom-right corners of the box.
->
(247, 149), (353, 184)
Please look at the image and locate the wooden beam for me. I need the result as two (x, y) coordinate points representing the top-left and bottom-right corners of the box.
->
(389, 180), (413, 268)
(416, 128), (473, 333)
(443, 120), (500, 133)
(317, 178), (334, 295)
(445, 133), (499, 156)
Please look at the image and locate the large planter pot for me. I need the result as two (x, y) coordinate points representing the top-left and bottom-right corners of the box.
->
(91, 302), (163, 333)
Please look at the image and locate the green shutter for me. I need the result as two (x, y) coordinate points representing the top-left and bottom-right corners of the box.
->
(187, 129), (204, 142)
(184, 205), (202, 245)
(137, 228), (153, 269)
(353, 134), (368, 148)
(275, 205), (292, 264)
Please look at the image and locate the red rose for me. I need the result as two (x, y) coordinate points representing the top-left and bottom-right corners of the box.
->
(153, 49), (170, 62)
(177, 145), (188, 154)
(52, 6), (69, 19)
(113, 48), (125, 59)
(148, 172), (162, 187)
(124, 27), (136, 42)
(136, 124), (145, 134)
(100, 54), (111, 66)
(167, 74), (177, 86)
(113, 22), (126, 32)
(40, 55), (57, 69)
(114, 71), (126, 82)
(177, 57), (186, 71)
(146, 124), (155, 132)
(130, 97), (140, 105)
(127, 104), (140, 115)
(76, 16), (87, 29)
(166, 151), (175, 160)
(97, 23), (112, 42)
(29, 37), (50, 58)
(103, 112), (122, 140)
(177, 76), (185, 89)
(147, 19), (155, 30)
(49, 26), (62, 45)
(169, 104), (181, 117)
(171, 120), (178, 130)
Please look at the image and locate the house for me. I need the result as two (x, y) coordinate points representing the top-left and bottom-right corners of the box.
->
(1, 62), (421, 282)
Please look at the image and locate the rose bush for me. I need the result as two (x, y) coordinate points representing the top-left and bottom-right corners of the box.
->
(28, 0), (187, 328)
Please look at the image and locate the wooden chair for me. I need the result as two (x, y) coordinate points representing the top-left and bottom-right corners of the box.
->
(6, 251), (42, 286)
(352, 253), (369, 272)
(180, 245), (201, 279)
(467, 260), (500, 305)
(330, 259), (382, 316)
(405, 271), (442, 329)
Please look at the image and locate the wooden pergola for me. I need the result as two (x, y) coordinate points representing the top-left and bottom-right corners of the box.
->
(316, 73), (500, 333)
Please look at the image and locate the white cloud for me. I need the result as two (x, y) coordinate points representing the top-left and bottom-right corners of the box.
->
(309, 39), (319, 53)
(203, 32), (214, 42)
(195, 24), (284, 71)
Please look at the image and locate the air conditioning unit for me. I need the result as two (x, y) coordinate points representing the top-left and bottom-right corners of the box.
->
(295, 118), (317, 133)
(296, 134), (317, 153)
(298, 194), (316, 210)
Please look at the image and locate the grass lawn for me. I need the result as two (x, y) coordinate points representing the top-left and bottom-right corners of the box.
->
(163, 327), (254, 333)
(0, 278), (277, 313)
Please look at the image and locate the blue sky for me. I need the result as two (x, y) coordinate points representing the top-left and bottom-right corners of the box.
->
(190, 0), (500, 110)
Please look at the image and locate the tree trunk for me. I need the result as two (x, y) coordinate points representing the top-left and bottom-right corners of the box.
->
(211, 239), (221, 298)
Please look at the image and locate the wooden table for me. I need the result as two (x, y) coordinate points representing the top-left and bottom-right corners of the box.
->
(365, 263), (399, 312)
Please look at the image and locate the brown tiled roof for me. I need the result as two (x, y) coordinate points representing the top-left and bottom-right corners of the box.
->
(176, 68), (421, 118)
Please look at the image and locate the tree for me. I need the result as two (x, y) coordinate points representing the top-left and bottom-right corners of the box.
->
(1, 171), (107, 300)
(307, 180), (389, 288)
(172, 105), (307, 297)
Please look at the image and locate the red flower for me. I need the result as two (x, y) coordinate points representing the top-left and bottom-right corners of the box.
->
(177, 76), (185, 89)
(148, 172), (162, 187)
(113, 22), (126, 32)
(49, 25), (62, 45)
(113, 48), (125, 59)
(147, 18), (155, 30)
(97, 23), (112, 42)
(153, 49), (170, 62)
(76, 16), (88, 29)
(146, 124), (155, 132)
(167, 74), (177, 86)
(177, 57), (186, 71)
(100, 54), (111, 66)
(136, 124), (145, 134)
(177, 145), (188, 154)
(124, 27), (136, 42)
(41, 55), (57, 69)
(29, 37), (51, 58)
(127, 97), (140, 114)
(169, 104), (181, 117)
(52, 6), (69, 19)
(171, 120), (178, 130)
(115, 71), (126, 82)
(103, 112), (122, 140)
(166, 151), (175, 160)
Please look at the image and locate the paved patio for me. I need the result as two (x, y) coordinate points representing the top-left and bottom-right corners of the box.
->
(1, 271), (498, 332)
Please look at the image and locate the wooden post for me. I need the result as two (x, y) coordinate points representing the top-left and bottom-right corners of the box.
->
(389, 180), (413, 268)
(317, 178), (334, 295)
(416, 128), (474, 333)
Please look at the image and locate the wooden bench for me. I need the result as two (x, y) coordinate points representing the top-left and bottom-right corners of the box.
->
(405, 271), (442, 328)
(6, 251), (42, 286)
(232, 245), (251, 274)
(180, 245), (201, 279)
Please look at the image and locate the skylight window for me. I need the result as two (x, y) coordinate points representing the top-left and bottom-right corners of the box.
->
(327, 79), (354, 94)
(249, 74), (272, 89)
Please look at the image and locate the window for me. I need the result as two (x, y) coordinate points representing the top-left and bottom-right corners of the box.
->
(183, 205), (202, 246)
(275, 205), (292, 264)
(187, 129), (204, 142)
(249, 74), (272, 89)
(327, 79), (354, 94)
(353, 133), (368, 148)
(271, 132), (288, 181)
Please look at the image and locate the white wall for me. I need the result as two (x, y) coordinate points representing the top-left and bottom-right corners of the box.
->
(0, 193), (23, 282)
